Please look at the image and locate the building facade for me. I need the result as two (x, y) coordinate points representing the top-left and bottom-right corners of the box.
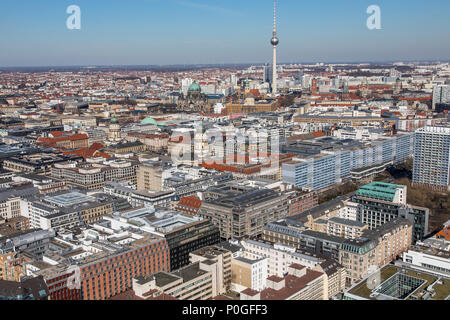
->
(413, 125), (450, 191)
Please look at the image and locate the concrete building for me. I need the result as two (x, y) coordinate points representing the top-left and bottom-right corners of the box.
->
(432, 85), (450, 110)
(282, 133), (414, 191)
(52, 159), (139, 190)
(413, 124), (450, 191)
(327, 217), (368, 239)
(344, 265), (450, 300)
(137, 162), (163, 192)
(401, 244), (450, 278)
(127, 246), (231, 300)
(199, 185), (290, 239)
(103, 209), (220, 271)
(29, 223), (170, 301)
(27, 191), (115, 231)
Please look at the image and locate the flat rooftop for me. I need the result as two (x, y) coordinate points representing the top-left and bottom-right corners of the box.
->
(347, 265), (450, 300)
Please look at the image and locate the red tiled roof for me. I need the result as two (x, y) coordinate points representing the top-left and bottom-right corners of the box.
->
(289, 264), (306, 271)
(177, 195), (202, 210)
(267, 275), (284, 283)
(241, 288), (259, 296)
(436, 226), (450, 241)
(37, 133), (88, 144)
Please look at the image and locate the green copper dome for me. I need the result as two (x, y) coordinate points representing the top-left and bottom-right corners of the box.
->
(110, 116), (118, 124)
(141, 117), (166, 126)
(141, 117), (158, 125)
(188, 82), (201, 92)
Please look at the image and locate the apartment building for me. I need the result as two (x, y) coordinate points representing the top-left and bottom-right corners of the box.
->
(339, 218), (413, 285)
(37, 133), (89, 149)
(413, 125), (450, 191)
(236, 239), (346, 298)
(327, 217), (368, 239)
(282, 133), (414, 191)
(263, 221), (345, 261)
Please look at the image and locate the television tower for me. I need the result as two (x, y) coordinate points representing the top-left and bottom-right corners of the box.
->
(271, 0), (279, 95)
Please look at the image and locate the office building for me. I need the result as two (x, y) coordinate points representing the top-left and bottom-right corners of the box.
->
(104, 209), (221, 271)
(137, 162), (163, 192)
(28, 191), (115, 231)
(200, 185), (290, 239)
(30, 223), (170, 301)
(432, 85), (450, 110)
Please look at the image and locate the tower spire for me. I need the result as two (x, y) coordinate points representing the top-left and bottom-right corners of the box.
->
(271, 0), (279, 95)
(273, 0), (276, 34)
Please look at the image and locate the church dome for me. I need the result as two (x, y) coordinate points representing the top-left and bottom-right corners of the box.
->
(141, 117), (158, 125)
(188, 82), (201, 92)
(141, 117), (166, 126)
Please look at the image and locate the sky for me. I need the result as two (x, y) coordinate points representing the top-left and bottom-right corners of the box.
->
(0, 0), (450, 67)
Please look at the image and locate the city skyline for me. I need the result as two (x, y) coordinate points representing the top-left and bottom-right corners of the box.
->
(1, 0), (450, 67)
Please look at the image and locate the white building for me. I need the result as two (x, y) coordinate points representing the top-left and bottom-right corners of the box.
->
(402, 244), (450, 278)
(240, 240), (322, 277)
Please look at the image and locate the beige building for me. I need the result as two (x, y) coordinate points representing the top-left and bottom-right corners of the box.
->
(0, 196), (21, 220)
(189, 246), (232, 295)
(230, 255), (268, 292)
(339, 218), (413, 285)
(136, 162), (163, 192)
(327, 217), (368, 239)
(51, 159), (138, 190)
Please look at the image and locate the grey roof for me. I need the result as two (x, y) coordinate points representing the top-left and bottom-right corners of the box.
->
(0, 186), (40, 202)
(216, 241), (243, 254)
(328, 217), (367, 228)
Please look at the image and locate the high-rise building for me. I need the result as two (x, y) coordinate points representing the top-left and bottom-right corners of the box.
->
(432, 85), (450, 110)
(136, 162), (163, 192)
(413, 124), (450, 191)
(263, 63), (273, 85)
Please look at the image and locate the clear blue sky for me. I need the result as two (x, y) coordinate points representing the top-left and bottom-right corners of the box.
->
(1, 0), (449, 67)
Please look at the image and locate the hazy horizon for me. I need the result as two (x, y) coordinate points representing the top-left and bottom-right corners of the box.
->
(1, 0), (450, 67)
